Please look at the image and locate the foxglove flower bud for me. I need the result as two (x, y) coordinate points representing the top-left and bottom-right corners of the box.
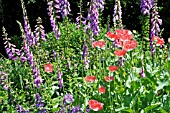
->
(140, 67), (146, 78)
(58, 68), (63, 89)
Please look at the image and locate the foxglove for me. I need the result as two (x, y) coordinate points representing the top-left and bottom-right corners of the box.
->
(113, 0), (123, 29)
(140, 0), (154, 15)
(47, 1), (60, 39)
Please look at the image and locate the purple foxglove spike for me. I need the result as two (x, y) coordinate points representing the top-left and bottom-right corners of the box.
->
(52, 50), (57, 59)
(140, 0), (154, 15)
(82, 45), (88, 58)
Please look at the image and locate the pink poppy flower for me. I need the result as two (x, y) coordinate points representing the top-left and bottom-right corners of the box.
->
(104, 76), (114, 82)
(114, 49), (126, 57)
(115, 29), (133, 41)
(98, 86), (106, 94)
(106, 31), (118, 41)
(88, 100), (104, 111)
(44, 63), (53, 73)
(108, 66), (118, 72)
(84, 76), (96, 83)
(92, 40), (105, 48)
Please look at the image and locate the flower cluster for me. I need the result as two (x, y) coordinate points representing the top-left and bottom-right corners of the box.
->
(114, 49), (126, 57)
(52, 49), (57, 60)
(140, 0), (154, 15)
(106, 29), (137, 67)
(71, 105), (82, 113)
(75, 14), (87, 29)
(106, 29), (137, 53)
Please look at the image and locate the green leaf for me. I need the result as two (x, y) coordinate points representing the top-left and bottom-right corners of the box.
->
(144, 103), (161, 112)
(155, 81), (169, 93)
(122, 108), (136, 113)
(115, 106), (129, 112)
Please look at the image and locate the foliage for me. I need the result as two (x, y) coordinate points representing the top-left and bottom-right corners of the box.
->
(0, 0), (170, 112)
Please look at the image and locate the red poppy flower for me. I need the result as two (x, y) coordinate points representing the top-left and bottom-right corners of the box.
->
(106, 31), (118, 41)
(152, 36), (164, 46)
(130, 40), (138, 49)
(92, 40), (105, 48)
(114, 49), (126, 57)
(115, 29), (133, 41)
(84, 76), (96, 83)
(123, 40), (137, 51)
(117, 40), (123, 47)
(104, 76), (114, 82)
(152, 36), (159, 42)
(98, 86), (106, 94)
(88, 100), (104, 111)
(44, 63), (53, 73)
(108, 66), (118, 72)
(156, 38), (164, 46)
